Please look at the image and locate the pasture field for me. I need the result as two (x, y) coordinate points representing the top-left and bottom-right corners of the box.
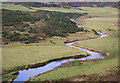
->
(2, 4), (86, 14)
(76, 16), (118, 33)
(2, 4), (118, 81)
(2, 3), (96, 74)
(30, 57), (118, 81)
(2, 31), (96, 73)
(28, 7), (119, 81)
(75, 7), (118, 58)
(77, 7), (118, 17)
(31, 7), (86, 14)
(2, 4), (35, 11)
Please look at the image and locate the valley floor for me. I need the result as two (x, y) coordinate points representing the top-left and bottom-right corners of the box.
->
(28, 7), (119, 81)
(2, 6), (119, 82)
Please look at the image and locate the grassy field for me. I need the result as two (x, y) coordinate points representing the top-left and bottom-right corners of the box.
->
(2, 31), (96, 73)
(77, 7), (118, 17)
(31, 7), (86, 14)
(75, 36), (118, 59)
(30, 57), (118, 81)
(2, 5), (118, 81)
(28, 7), (118, 81)
(75, 7), (118, 58)
(2, 4), (35, 11)
(2, 4), (86, 14)
(2, 4), (117, 16)
(2, 3), (96, 73)
(76, 16), (118, 33)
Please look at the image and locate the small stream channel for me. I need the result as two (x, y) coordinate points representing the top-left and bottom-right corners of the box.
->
(12, 32), (108, 82)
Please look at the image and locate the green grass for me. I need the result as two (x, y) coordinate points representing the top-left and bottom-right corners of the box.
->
(2, 4), (86, 14)
(75, 7), (118, 59)
(2, 6), (118, 81)
(31, 7), (86, 14)
(2, 72), (17, 81)
(57, 58), (101, 68)
(66, 31), (96, 40)
(2, 4), (36, 11)
(29, 7), (118, 81)
(29, 57), (118, 81)
(2, 4), (117, 17)
(29, 36), (118, 81)
(76, 17), (118, 33)
(2, 31), (96, 73)
(76, 36), (118, 59)
(77, 7), (118, 17)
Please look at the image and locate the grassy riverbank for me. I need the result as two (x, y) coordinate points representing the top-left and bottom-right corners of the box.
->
(2, 31), (97, 81)
(2, 4), (118, 82)
(2, 31), (96, 73)
(28, 7), (118, 81)
(29, 58), (118, 81)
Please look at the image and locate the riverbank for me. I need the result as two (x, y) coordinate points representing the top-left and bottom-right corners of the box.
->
(2, 6), (118, 82)
(28, 56), (118, 81)
(2, 31), (107, 82)
(35, 64), (119, 82)
(26, 7), (118, 81)
(2, 31), (96, 81)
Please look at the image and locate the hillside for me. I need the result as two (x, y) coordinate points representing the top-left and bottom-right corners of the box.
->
(2, 9), (87, 44)
(1, 2), (119, 82)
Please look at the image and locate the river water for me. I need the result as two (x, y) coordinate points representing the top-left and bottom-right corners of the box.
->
(13, 32), (108, 82)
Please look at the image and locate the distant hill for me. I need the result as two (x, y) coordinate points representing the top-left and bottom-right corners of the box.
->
(2, 2), (118, 8)
(12, 2), (118, 8)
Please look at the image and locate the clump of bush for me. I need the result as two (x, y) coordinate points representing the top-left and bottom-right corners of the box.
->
(2, 9), (88, 44)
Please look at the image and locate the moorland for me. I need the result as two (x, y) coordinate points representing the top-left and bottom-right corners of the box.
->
(1, 2), (119, 82)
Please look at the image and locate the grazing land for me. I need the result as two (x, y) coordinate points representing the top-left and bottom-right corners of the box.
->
(28, 7), (119, 81)
(1, 2), (119, 82)
(2, 31), (96, 73)
(31, 7), (86, 14)
(2, 4), (35, 11)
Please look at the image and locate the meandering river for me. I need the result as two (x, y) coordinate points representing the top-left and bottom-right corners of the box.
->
(12, 31), (108, 82)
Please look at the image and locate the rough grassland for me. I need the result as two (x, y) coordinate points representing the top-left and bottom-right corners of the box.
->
(78, 7), (118, 17)
(75, 7), (118, 58)
(76, 16), (118, 33)
(31, 7), (86, 14)
(2, 4), (86, 14)
(2, 32), (96, 73)
(30, 57), (118, 81)
(2, 4), (35, 11)
(2, 5), (118, 81)
(29, 7), (118, 81)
